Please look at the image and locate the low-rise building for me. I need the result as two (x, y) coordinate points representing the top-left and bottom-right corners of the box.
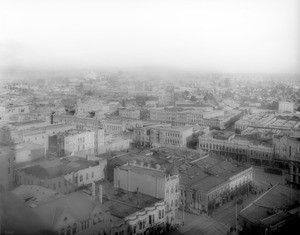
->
(0, 104), (30, 122)
(149, 107), (242, 130)
(102, 182), (169, 235)
(114, 160), (180, 223)
(98, 135), (132, 154)
(0, 121), (76, 150)
(0, 147), (14, 191)
(179, 154), (253, 215)
(133, 124), (194, 147)
(235, 113), (300, 131)
(11, 184), (111, 235)
(17, 156), (107, 194)
(199, 130), (273, 165)
(239, 184), (300, 235)
(103, 117), (143, 134)
(56, 128), (105, 157)
(52, 114), (101, 128)
(119, 108), (140, 119)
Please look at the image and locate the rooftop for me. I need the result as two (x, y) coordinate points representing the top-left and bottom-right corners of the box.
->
(32, 190), (109, 228)
(240, 184), (300, 227)
(11, 185), (64, 206)
(20, 156), (98, 179)
(102, 182), (161, 219)
(0, 191), (56, 235)
(119, 163), (167, 178)
(8, 120), (45, 126)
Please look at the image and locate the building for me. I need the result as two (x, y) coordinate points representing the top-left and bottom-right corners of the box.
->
(103, 117), (143, 134)
(11, 184), (111, 235)
(235, 113), (300, 132)
(98, 135), (132, 154)
(0, 104), (30, 122)
(52, 114), (101, 128)
(102, 182), (169, 235)
(55, 128), (105, 157)
(199, 130), (273, 165)
(149, 107), (242, 130)
(273, 131), (300, 161)
(279, 101), (294, 113)
(0, 191), (57, 235)
(0, 121), (76, 150)
(0, 142), (45, 191)
(273, 131), (300, 187)
(113, 160), (180, 224)
(17, 156), (107, 194)
(0, 147), (14, 191)
(238, 184), (300, 235)
(119, 108), (140, 119)
(133, 124), (194, 147)
(179, 154), (253, 215)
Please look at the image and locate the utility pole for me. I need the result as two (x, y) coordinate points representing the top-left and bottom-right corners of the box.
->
(182, 190), (185, 226)
(235, 200), (238, 233)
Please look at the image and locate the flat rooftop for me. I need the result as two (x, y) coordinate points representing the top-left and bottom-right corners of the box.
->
(21, 156), (98, 179)
(119, 164), (166, 178)
(102, 182), (161, 219)
(181, 154), (249, 191)
(240, 184), (300, 227)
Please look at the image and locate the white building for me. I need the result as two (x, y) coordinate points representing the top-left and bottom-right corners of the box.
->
(114, 160), (180, 224)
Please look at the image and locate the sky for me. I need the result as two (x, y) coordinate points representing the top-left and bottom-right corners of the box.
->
(0, 0), (299, 74)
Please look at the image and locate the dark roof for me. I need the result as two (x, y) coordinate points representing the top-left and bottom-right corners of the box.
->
(21, 157), (98, 179)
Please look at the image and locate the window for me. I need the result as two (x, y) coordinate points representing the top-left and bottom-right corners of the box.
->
(53, 182), (56, 189)
(162, 209), (164, 218)
(80, 175), (83, 182)
(86, 173), (89, 181)
(159, 210), (162, 219)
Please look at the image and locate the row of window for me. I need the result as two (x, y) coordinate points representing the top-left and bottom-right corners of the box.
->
(166, 132), (180, 138)
(79, 172), (95, 182)
(166, 184), (179, 195)
(165, 139), (180, 145)
(200, 142), (272, 158)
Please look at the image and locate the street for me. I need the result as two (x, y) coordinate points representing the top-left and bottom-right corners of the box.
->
(168, 167), (284, 234)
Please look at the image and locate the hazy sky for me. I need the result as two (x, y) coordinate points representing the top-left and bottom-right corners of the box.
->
(0, 0), (299, 73)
